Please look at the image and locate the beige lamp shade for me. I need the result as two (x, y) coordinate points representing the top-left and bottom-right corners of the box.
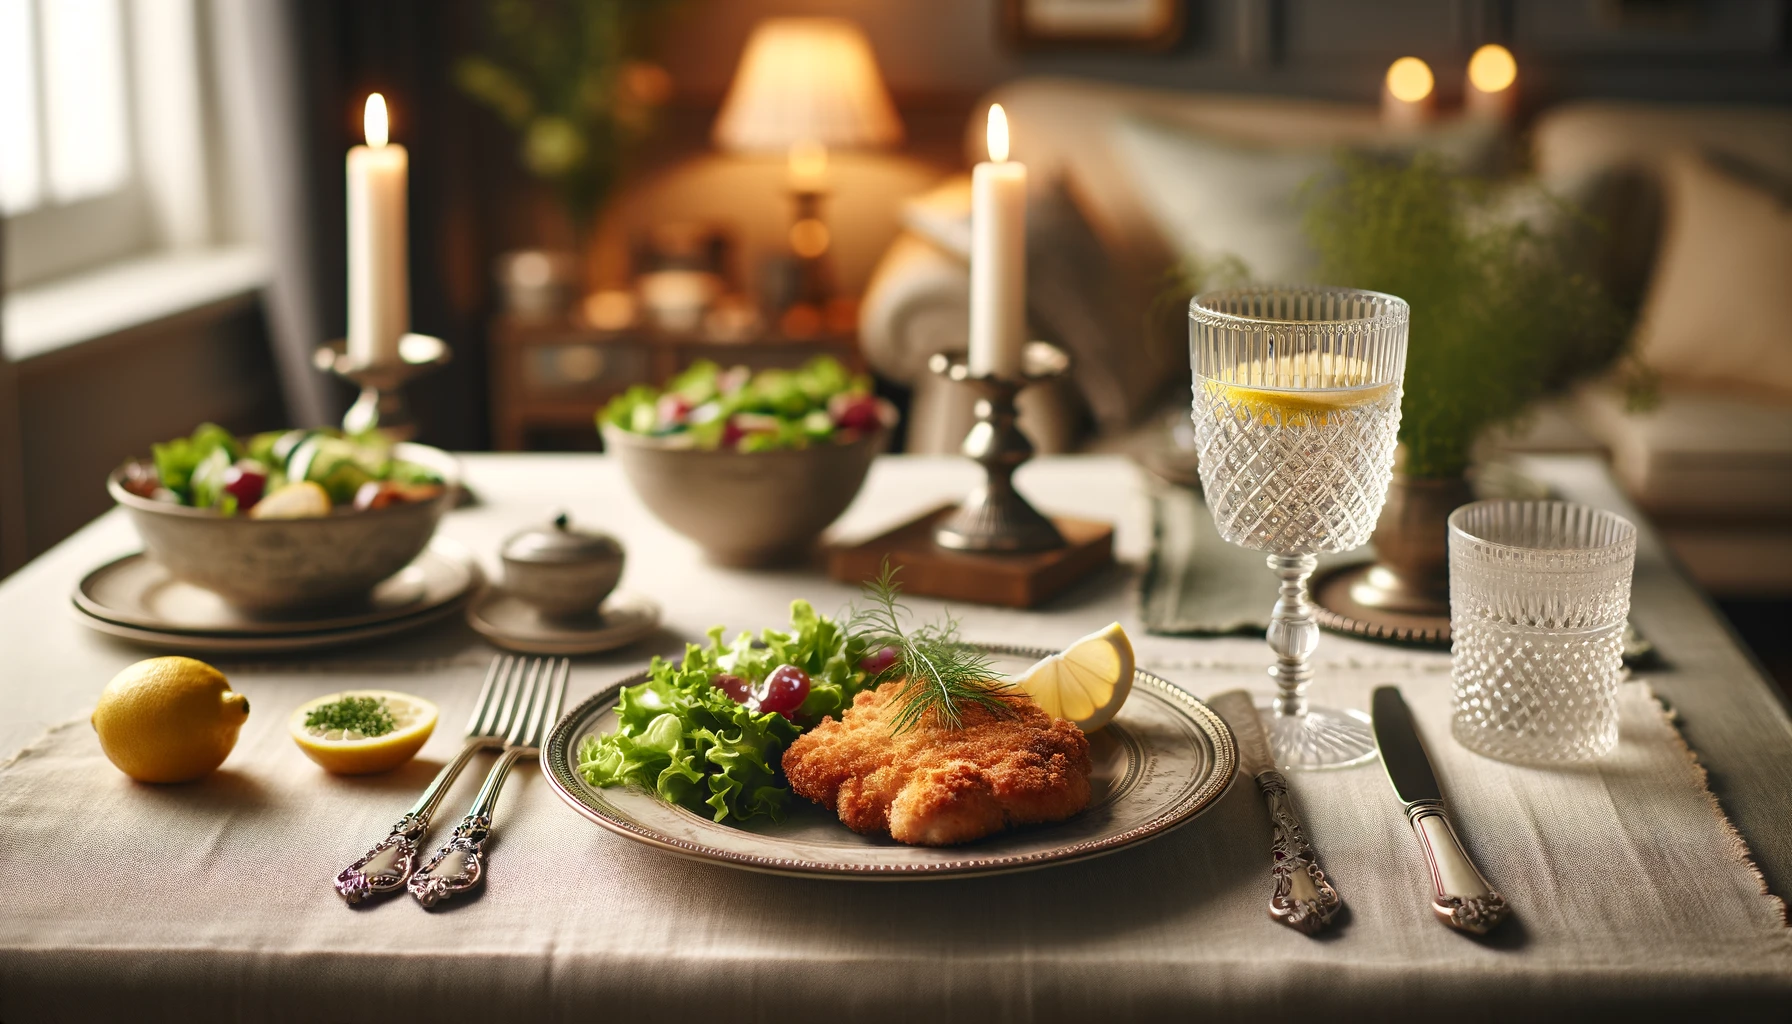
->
(712, 17), (904, 153)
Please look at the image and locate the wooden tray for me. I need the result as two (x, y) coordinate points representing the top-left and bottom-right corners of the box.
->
(827, 504), (1114, 608)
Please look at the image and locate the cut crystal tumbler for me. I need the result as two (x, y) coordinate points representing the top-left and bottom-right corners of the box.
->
(1448, 500), (1637, 763)
(1189, 286), (1409, 769)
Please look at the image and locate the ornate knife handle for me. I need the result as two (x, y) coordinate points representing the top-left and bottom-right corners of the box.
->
(334, 738), (489, 904)
(408, 746), (528, 909)
(1406, 800), (1508, 935)
(1256, 769), (1342, 934)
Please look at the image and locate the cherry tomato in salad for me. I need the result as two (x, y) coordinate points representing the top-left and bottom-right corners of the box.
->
(753, 664), (811, 714)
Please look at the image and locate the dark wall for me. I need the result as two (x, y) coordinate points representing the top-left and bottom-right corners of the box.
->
(655, 0), (1792, 108)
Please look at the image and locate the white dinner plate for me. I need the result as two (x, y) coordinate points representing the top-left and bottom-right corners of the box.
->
(542, 646), (1237, 879)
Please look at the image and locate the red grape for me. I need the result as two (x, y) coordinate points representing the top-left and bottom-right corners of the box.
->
(222, 461), (267, 509)
(859, 646), (898, 675)
(829, 393), (882, 433)
(655, 394), (693, 430)
(712, 673), (752, 704)
(754, 664), (811, 714)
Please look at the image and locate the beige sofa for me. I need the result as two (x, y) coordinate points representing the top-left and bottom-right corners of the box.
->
(859, 77), (1792, 595)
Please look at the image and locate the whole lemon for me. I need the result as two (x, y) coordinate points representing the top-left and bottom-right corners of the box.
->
(92, 657), (250, 783)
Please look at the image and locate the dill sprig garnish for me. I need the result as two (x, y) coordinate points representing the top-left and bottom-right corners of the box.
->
(848, 563), (1014, 734)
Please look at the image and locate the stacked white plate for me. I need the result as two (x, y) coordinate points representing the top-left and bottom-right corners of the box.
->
(71, 537), (481, 654)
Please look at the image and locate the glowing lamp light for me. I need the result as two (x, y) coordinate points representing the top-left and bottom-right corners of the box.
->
(987, 103), (1010, 163)
(1385, 58), (1434, 104)
(364, 92), (389, 148)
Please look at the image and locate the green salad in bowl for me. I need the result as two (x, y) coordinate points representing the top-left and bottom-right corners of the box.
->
(119, 423), (446, 519)
(598, 356), (886, 452)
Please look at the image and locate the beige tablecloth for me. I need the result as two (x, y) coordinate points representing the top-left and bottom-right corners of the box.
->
(1, 455), (1788, 1022)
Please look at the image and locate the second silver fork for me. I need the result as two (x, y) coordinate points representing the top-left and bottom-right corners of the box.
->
(334, 655), (550, 904)
(409, 656), (569, 908)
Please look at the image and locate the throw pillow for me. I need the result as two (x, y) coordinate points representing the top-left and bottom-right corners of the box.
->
(1632, 150), (1792, 402)
(1112, 114), (1504, 284)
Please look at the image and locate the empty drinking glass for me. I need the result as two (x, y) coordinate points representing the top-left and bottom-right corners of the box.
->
(1189, 286), (1409, 769)
(1448, 500), (1638, 763)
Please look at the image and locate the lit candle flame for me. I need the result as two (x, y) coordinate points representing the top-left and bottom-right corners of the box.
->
(986, 103), (1009, 163)
(364, 93), (389, 148)
(1385, 57), (1434, 103)
(1468, 44), (1516, 94)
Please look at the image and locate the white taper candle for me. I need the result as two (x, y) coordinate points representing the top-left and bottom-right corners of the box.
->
(346, 93), (409, 368)
(968, 103), (1027, 378)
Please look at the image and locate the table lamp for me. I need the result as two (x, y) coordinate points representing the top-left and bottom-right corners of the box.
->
(712, 17), (903, 322)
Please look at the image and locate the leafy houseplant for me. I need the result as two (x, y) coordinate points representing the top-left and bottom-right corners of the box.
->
(456, 0), (680, 249)
(1303, 152), (1628, 479)
(1300, 153), (1630, 617)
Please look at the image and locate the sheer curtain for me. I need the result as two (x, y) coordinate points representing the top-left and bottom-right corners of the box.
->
(208, 0), (333, 428)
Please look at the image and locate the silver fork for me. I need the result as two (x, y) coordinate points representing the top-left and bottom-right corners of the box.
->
(408, 656), (570, 908)
(334, 655), (546, 904)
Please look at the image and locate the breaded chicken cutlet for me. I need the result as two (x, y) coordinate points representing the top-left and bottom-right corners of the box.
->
(781, 680), (1092, 846)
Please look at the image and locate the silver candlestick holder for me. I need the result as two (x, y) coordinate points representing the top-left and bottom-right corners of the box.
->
(927, 341), (1071, 553)
(312, 333), (451, 440)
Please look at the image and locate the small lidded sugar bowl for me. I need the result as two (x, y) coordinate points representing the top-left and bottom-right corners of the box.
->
(500, 512), (625, 620)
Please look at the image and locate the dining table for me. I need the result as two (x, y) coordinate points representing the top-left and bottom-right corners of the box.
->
(2, 452), (1789, 1022)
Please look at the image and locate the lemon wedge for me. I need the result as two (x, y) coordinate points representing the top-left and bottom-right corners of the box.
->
(1200, 355), (1394, 427)
(289, 690), (437, 775)
(1013, 622), (1135, 732)
(251, 480), (332, 519)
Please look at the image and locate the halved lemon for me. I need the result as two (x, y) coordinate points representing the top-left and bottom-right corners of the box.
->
(1013, 622), (1135, 732)
(289, 690), (437, 775)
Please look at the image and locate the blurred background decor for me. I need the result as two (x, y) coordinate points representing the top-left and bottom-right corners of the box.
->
(1002, 0), (1185, 50)
(455, 0), (680, 314)
(1300, 152), (1629, 631)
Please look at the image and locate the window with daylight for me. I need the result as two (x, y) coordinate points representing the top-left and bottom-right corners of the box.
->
(2, 0), (218, 292)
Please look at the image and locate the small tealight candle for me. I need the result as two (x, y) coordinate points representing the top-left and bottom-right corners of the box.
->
(1381, 56), (1435, 129)
(1465, 44), (1517, 121)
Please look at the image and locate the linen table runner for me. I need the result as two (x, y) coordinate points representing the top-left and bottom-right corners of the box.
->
(1, 654), (1786, 1022)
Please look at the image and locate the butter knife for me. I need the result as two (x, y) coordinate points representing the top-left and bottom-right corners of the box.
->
(1371, 686), (1509, 935)
(1210, 690), (1342, 934)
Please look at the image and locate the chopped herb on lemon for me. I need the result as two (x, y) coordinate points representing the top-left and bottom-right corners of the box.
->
(290, 691), (436, 775)
(1013, 623), (1134, 732)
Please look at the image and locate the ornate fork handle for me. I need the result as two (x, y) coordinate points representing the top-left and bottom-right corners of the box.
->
(334, 738), (490, 904)
(409, 746), (529, 908)
(1257, 769), (1342, 934)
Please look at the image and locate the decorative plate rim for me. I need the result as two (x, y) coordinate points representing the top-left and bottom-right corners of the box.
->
(540, 643), (1238, 880)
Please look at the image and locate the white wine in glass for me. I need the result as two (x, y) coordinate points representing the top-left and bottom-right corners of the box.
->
(1189, 286), (1410, 769)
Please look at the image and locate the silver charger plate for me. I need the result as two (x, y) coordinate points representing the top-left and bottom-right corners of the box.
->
(71, 539), (480, 653)
(467, 589), (663, 655)
(542, 646), (1237, 879)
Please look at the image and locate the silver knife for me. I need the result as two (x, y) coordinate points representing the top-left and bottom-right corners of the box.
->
(1371, 686), (1509, 935)
(1210, 690), (1342, 934)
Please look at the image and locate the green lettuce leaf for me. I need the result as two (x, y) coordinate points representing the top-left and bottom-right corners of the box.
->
(576, 600), (869, 823)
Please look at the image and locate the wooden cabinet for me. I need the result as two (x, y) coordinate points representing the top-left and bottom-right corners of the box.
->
(489, 317), (864, 451)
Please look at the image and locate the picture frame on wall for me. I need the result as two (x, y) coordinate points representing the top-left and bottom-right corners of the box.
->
(1003, 0), (1185, 50)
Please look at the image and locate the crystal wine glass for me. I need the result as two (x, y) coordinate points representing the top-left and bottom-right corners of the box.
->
(1189, 286), (1410, 769)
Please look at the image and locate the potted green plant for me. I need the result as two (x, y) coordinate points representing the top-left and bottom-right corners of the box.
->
(1301, 153), (1631, 617)
(456, 0), (681, 308)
